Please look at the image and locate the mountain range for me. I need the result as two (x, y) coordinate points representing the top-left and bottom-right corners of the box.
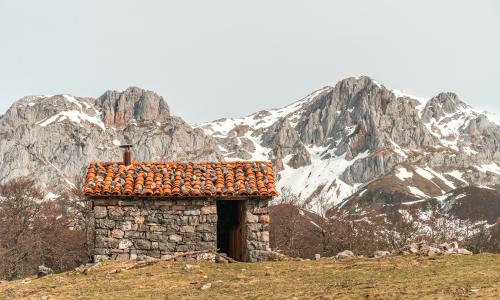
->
(1, 76), (499, 223)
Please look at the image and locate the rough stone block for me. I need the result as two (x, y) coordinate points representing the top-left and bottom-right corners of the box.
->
(180, 226), (195, 233)
(93, 248), (111, 255)
(111, 229), (125, 239)
(137, 224), (149, 232)
(146, 232), (163, 241)
(178, 215), (189, 225)
(247, 223), (263, 232)
(111, 248), (128, 253)
(248, 250), (271, 262)
(120, 221), (133, 231)
(176, 244), (196, 252)
(201, 205), (216, 214)
(196, 242), (216, 251)
(95, 236), (119, 248)
(246, 212), (259, 223)
(201, 232), (216, 242)
(94, 206), (108, 218)
(169, 234), (183, 242)
(146, 250), (161, 258)
(95, 219), (115, 229)
(95, 229), (109, 236)
(253, 207), (269, 215)
(146, 216), (159, 223)
(247, 241), (268, 251)
(124, 231), (142, 239)
(108, 207), (124, 219)
(127, 209), (141, 217)
(134, 239), (152, 250)
(184, 209), (201, 216)
(188, 216), (200, 225)
(259, 215), (270, 224)
(259, 231), (269, 242)
(148, 224), (166, 232)
(206, 215), (217, 223)
(158, 242), (176, 252)
(93, 255), (110, 263)
(118, 239), (133, 249)
(196, 224), (214, 233)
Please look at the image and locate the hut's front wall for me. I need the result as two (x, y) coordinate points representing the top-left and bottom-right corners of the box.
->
(91, 198), (270, 262)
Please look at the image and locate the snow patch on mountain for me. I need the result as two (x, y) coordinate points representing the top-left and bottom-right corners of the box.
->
(425, 105), (477, 151)
(197, 86), (330, 137)
(395, 167), (413, 181)
(37, 110), (105, 130)
(408, 186), (429, 198)
(475, 163), (500, 176)
(391, 89), (428, 104)
(33, 94), (106, 130)
(278, 146), (369, 207)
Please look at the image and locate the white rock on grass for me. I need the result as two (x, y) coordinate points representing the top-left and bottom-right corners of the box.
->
(335, 250), (355, 259)
(370, 250), (390, 259)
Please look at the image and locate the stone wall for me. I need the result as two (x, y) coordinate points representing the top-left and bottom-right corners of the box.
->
(92, 198), (217, 262)
(245, 199), (271, 262)
(91, 197), (271, 262)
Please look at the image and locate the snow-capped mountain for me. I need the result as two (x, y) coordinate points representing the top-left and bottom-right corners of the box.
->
(1, 76), (499, 222)
(198, 76), (500, 215)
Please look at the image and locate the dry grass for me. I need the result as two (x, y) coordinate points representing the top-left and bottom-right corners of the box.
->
(1, 254), (499, 299)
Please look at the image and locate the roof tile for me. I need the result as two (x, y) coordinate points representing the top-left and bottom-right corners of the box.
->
(84, 161), (278, 198)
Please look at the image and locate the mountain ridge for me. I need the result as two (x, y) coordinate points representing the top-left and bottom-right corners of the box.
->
(1, 76), (499, 223)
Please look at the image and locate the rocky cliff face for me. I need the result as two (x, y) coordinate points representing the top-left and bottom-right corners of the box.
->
(198, 76), (500, 215)
(97, 87), (170, 128)
(0, 88), (221, 194)
(1, 77), (500, 222)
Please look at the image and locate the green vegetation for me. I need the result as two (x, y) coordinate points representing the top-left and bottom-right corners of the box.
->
(1, 254), (499, 299)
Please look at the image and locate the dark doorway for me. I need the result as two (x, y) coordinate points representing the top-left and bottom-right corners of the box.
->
(216, 200), (245, 261)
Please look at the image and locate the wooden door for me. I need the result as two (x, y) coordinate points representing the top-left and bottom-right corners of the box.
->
(228, 201), (245, 261)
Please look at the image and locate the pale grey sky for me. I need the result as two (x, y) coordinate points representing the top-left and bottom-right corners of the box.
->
(0, 0), (499, 123)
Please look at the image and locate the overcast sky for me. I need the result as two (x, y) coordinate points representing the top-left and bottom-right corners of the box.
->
(0, 0), (499, 123)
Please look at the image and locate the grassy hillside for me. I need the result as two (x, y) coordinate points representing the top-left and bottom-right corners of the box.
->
(1, 254), (499, 299)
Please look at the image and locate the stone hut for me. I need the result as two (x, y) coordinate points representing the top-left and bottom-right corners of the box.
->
(83, 147), (277, 262)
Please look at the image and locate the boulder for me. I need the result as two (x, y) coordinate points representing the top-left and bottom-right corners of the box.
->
(439, 242), (451, 251)
(418, 244), (441, 256)
(369, 250), (390, 259)
(408, 243), (419, 254)
(456, 248), (473, 255)
(182, 264), (200, 271)
(335, 250), (355, 260)
(37, 265), (53, 278)
(440, 242), (459, 252)
(200, 283), (212, 290)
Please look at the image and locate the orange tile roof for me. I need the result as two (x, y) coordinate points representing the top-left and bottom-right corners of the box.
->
(83, 161), (277, 198)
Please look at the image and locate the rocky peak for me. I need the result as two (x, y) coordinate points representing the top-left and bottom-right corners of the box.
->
(97, 87), (170, 128)
(1, 94), (98, 129)
(296, 76), (437, 152)
(421, 92), (469, 123)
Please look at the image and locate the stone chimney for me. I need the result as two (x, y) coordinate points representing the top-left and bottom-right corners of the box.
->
(119, 144), (133, 166)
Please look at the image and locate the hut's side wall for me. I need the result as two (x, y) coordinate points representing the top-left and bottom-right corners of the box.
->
(245, 198), (271, 262)
(92, 198), (217, 262)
